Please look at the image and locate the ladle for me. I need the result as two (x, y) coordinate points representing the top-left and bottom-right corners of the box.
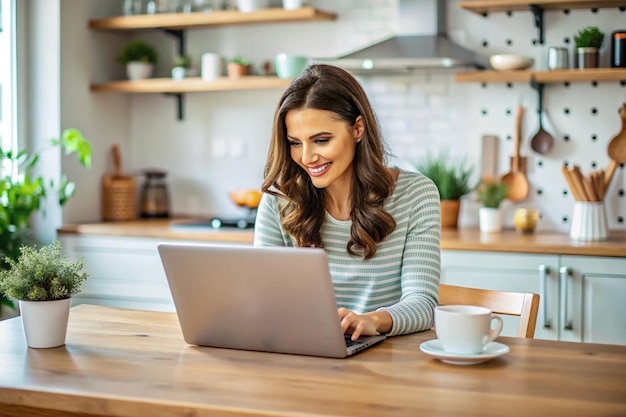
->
(607, 103), (626, 164)
(501, 105), (529, 202)
(530, 83), (554, 155)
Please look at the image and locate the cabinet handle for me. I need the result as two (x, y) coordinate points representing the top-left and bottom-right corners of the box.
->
(538, 264), (550, 329)
(559, 266), (573, 331)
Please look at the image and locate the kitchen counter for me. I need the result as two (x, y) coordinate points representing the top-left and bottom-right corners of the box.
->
(57, 220), (626, 257)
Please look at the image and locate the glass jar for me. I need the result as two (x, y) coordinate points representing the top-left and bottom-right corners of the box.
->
(140, 170), (170, 218)
(514, 208), (540, 234)
(611, 30), (626, 68)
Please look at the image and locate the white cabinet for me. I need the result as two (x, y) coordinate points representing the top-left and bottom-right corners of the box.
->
(59, 235), (247, 312)
(558, 256), (626, 345)
(441, 251), (559, 340)
(441, 250), (626, 345)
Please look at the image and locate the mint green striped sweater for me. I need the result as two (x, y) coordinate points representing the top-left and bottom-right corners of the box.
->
(253, 169), (441, 336)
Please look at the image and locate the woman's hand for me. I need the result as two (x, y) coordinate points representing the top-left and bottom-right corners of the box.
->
(337, 308), (379, 341)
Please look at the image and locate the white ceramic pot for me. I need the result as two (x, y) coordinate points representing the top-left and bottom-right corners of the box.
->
(236, 0), (269, 12)
(201, 53), (222, 81)
(19, 298), (71, 348)
(126, 62), (154, 81)
(171, 66), (186, 80)
(570, 201), (608, 241)
(282, 0), (303, 10)
(479, 207), (503, 233)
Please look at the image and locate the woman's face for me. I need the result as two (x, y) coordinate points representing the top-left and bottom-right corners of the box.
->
(285, 108), (363, 191)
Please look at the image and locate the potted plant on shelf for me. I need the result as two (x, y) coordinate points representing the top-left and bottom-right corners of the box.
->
(117, 40), (159, 81)
(171, 54), (193, 81)
(0, 240), (88, 348)
(0, 128), (92, 319)
(414, 153), (474, 228)
(573, 26), (605, 69)
(227, 56), (252, 79)
(476, 180), (509, 233)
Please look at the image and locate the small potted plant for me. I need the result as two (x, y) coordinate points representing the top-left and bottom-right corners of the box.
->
(116, 40), (159, 81)
(573, 26), (605, 69)
(227, 56), (252, 79)
(171, 54), (193, 81)
(414, 153), (474, 228)
(476, 180), (509, 233)
(0, 240), (89, 348)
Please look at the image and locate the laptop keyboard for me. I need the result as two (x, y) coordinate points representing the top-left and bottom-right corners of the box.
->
(344, 334), (358, 347)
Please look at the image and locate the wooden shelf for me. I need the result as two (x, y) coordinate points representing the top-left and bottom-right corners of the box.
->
(459, 0), (626, 14)
(455, 68), (626, 83)
(90, 76), (292, 93)
(89, 7), (336, 31)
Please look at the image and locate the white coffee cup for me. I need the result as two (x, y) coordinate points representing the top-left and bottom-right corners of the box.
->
(201, 53), (222, 81)
(282, 0), (303, 10)
(434, 305), (503, 354)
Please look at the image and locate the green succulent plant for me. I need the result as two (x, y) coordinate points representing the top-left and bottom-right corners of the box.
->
(172, 54), (193, 68)
(476, 181), (509, 209)
(116, 40), (158, 64)
(414, 153), (474, 200)
(574, 26), (605, 49)
(229, 56), (251, 66)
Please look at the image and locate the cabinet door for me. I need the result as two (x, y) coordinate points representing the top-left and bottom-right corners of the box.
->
(441, 250), (559, 340)
(559, 256), (626, 345)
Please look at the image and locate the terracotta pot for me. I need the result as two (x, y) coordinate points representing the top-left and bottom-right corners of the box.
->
(227, 63), (250, 79)
(440, 200), (461, 228)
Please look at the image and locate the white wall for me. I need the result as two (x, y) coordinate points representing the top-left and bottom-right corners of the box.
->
(35, 0), (626, 236)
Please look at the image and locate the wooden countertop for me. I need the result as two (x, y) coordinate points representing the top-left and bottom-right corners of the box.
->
(58, 220), (626, 257)
(1, 304), (625, 417)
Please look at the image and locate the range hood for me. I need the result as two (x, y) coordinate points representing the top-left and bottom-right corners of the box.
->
(322, 0), (486, 72)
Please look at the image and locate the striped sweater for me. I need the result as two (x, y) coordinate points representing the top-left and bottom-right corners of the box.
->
(253, 169), (441, 336)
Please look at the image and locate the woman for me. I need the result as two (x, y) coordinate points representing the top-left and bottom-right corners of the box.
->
(254, 64), (440, 340)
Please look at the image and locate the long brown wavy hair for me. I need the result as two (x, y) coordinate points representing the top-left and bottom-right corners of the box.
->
(262, 64), (396, 260)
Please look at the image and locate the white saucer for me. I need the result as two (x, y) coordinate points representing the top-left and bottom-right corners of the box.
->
(419, 339), (509, 365)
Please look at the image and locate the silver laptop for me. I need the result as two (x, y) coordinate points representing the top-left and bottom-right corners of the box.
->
(157, 243), (386, 358)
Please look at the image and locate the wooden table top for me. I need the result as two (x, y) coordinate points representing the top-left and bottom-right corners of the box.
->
(58, 220), (626, 257)
(1, 305), (625, 417)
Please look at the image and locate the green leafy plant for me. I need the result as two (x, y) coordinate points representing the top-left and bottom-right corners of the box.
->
(0, 240), (88, 302)
(574, 26), (605, 49)
(172, 54), (193, 69)
(476, 180), (509, 209)
(229, 56), (251, 66)
(414, 153), (474, 200)
(116, 40), (158, 64)
(0, 128), (91, 310)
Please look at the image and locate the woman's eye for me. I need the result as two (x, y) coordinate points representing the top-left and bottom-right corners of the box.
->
(314, 138), (329, 145)
(288, 141), (301, 147)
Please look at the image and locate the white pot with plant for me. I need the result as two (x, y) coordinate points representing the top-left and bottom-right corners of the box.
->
(476, 181), (509, 233)
(117, 40), (159, 81)
(573, 26), (605, 69)
(0, 129), (92, 319)
(0, 240), (88, 348)
(171, 54), (193, 80)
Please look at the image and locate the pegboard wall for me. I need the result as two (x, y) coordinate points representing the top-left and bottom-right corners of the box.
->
(355, 1), (626, 233)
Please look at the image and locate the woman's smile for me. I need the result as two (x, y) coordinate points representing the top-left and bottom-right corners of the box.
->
(308, 162), (332, 176)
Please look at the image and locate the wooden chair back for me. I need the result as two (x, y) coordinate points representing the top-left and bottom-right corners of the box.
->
(438, 284), (540, 338)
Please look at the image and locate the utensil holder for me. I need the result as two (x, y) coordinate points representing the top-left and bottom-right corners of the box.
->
(570, 202), (608, 241)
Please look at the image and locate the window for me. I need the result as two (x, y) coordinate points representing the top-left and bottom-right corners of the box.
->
(0, 0), (16, 161)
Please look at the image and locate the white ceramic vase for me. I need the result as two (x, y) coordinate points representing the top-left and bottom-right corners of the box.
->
(171, 66), (186, 81)
(126, 62), (154, 81)
(19, 298), (71, 348)
(570, 202), (608, 241)
(236, 0), (269, 12)
(479, 207), (503, 233)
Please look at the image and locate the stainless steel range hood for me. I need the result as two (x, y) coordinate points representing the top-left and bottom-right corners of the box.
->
(321, 0), (486, 73)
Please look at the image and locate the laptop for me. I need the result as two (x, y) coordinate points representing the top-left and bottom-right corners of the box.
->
(157, 243), (386, 358)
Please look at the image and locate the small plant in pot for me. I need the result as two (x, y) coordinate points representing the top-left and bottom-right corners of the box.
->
(171, 54), (193, 81)
(227, 56), (252, 79)
(117, 40), (158, 81)
(414, 153), (474, 228)
(0, 240), (88, 348)
(573, 26), (605, 69)
(476, 180), (509, 233)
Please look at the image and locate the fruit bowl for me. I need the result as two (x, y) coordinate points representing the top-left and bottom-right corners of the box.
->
(489, 54), (534, 70)
(229, 189), (262, 209)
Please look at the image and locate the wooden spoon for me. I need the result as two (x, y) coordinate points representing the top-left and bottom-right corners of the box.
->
(501, 105), (529, 202)
(607, 103), (626, 163)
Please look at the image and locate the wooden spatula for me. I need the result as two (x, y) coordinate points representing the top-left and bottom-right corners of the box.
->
(608, 103), (626, 164)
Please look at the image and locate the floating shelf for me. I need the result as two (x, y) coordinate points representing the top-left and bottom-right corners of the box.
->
(89, 7), (337, 31)
(459, 0), (626, 14)
(455, 68), (626, 83)
(90, 76), (292, 93)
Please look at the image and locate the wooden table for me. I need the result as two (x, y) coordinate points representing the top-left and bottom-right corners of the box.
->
(1, 305), (625, 417)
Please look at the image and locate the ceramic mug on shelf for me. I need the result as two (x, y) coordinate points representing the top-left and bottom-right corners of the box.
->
(275, 53), (308, 79)
(434, 305), (503, 354)
(201, 53), (222, 81)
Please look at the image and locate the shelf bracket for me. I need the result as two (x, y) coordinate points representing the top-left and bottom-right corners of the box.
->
(530, 78), (544, 116)
(163, 93), (184, 120)
(528, 4), (544, 45)
(162, 29), (186, 56)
